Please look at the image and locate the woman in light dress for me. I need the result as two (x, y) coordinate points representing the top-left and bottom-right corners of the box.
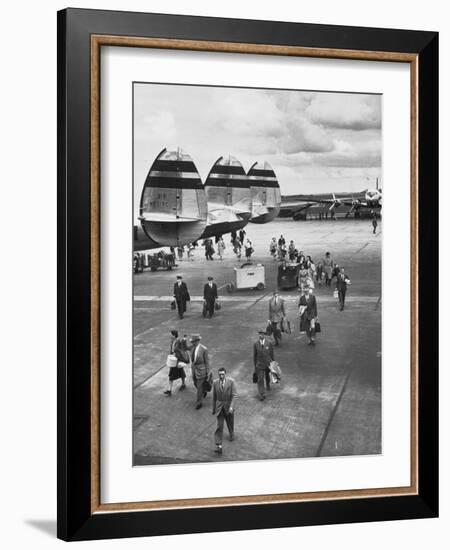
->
(217, 237), (226, 260)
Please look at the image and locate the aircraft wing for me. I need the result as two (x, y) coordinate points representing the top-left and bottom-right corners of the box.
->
(207, 205), (241, 224)
(251, 204), (270, 217)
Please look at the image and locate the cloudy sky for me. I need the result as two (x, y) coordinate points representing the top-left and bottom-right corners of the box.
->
(133, 83), (381, 219)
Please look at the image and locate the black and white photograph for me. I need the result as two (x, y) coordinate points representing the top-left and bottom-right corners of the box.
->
(1, 0), (443, 546)
(132, 82), (382, 464)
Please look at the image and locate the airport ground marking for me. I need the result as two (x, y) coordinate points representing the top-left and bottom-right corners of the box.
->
(134, 316), (175, 339)
(134, 295), (380, 303)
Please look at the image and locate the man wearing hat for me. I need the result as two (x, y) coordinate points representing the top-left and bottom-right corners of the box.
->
(268, 290), (286, 346)
(253, 329), (274, 401)
(190, 334), (210, 409)
(203, 276), (218, 318)
(173, 275), (190, 319)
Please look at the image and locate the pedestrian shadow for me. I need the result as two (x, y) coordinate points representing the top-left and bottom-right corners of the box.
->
(25, 519), (56, 537)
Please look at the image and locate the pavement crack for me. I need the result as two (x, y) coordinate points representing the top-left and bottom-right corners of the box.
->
(134, 364), (166, 389)
(249, 289), (272, 308)
(315, 369), (353, 457)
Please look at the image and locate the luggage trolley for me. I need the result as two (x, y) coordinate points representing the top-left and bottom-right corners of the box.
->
(227, 263), (265, 293)
(277, 262), (300, 290)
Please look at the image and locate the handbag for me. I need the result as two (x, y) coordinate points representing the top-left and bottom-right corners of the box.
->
(280, 318), (291, 334)
(315, 320), (321, 333)
(215, 300), (221, 310)
(252, 371), (258, 384)
(203, 371), (213, 393)
(202, 301), (207, 317)
(166, 354), (178, 368)
(265, 320), (273, 335)
(333, 289), (339, 299)
(170, 300), (176, 310)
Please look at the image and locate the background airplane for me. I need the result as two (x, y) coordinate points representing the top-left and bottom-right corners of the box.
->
(279, 179), (382, 220)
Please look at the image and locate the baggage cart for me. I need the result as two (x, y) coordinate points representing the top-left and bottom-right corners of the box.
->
(226, 263), (265, 292)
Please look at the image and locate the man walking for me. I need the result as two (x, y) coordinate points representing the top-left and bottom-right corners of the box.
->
(335, 268), (351, 311)
(298, 287), (318, 345)
(212, 367), (237, 455)
(372, 214), (378, 234)
(190, 334), (210, 409)
(173, 275), (190, 319)
(323, 252), (333, 286)
(203, 276), (218, 318)
(268, 290), (286, 346)
(253, 329), (274, 401)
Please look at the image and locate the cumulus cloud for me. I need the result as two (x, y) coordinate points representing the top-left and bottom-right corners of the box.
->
(305, 94), (381, 130)
(133, 83), (382, 217)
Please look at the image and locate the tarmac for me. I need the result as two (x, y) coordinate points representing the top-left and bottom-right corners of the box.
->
(133, 218), (382, 465)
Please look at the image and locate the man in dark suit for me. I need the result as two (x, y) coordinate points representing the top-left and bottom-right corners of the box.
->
(212, 367), (237, 455)
(335, 268), (351, 311)
(298, 287), (318, 345)
(190, 334), (210, 409)
(173, 275), (190, 319)
(203, 276), (218, 318)
(253, 329), (274, 401)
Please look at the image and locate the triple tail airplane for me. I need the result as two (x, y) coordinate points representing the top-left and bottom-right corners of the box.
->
(134, 148), (281, 251)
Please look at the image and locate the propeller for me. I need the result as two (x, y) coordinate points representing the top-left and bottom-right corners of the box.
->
(329, 193), (342, 211)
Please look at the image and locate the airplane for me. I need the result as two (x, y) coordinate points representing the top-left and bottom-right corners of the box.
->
(248, 161), (281, 224)
(200, 155), (252, 239)
(135, 149), (281, 251)
(138, 148), (208, 248)
(280, 179), (382, 220)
